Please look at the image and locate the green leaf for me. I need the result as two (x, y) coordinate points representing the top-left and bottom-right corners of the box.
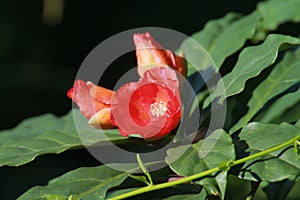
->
(18, 165), (128, 200)
(258, 0), (300, 31)
(238, 122), (300, 182)
(166, 130), (235, 199)
(106, 188), (140, 199)
(128, 174), (148, 185)
(296, 119), (300, 128)
(230, 48), (300, 133)
(257, 87), (300, 123)
(0, 109), (126, 167)
(198, 171), (227, 198)
(188, 89), (209, 118)
(269, 101), (300, 124)
(44, 194), (67, 200)
(162, 190), (206, 200)
(204, 34), (300, 108)
(181, 12), (259, 74)
(226, 175), (252, 200)
(107, 185), (202, 200)
(181, 13), (239, 75)
(260, 176), (299, 200)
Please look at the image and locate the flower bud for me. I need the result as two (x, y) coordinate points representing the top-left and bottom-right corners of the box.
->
(67, 80), (115, 129)
(134, 32), (187, 77)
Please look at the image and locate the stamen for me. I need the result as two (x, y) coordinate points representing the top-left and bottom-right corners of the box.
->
(150, 101), (168, 118)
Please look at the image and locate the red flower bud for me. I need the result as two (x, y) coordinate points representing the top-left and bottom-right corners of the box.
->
(111, 67), (182, 139)
(134, 32), (187, 77)
(67, 80), (115, 129)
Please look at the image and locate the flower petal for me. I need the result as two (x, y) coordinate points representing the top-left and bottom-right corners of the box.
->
(134, 32), (187, 77)
(88, 108), (115, 129)
(67, 80), (113, 120)
(111, 67), (181, 139)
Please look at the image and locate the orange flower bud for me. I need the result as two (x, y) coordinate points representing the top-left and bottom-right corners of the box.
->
(67, 80), (115, 129)
(134, 32), (187, 77)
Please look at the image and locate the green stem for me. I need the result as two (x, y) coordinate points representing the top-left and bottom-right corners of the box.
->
(108, 134), (300, 200)
(136, 153), (153, 186)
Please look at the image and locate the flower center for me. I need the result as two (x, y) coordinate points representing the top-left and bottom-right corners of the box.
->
(150, 101), (167, 118)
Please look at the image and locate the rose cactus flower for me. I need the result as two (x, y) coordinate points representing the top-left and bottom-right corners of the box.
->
(134, 32), (187, 77)
(67, 80), (115, 129)
(111, 67), (182, 139)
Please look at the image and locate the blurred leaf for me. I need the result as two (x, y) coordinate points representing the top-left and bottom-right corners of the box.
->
(286, 178), (300, 199)
(238, 122), (300, 182)
(189, 90), (209, 115)
(181, 13), (239, 75)
(230, 48), (300, 133)
(257, 87), (300, 123)
(181, 11), (259, 74)
(225, 175), (251, 200)
(245, 181), (260, 200)
(42, 0), (64, 27)
(296, 119), (300, 128)
(258, 0), (300, 31)
(261, 176), (299, 200)
(198, 171), (227, 198)
(0, 109), (125, 167)
(166, 130), (235, 199)
(18, 165), (128, 200)
(204, 34), (300, 108)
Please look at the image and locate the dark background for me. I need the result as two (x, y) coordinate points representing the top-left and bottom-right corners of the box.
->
(0, 0), (261, 131)
(0, 0), (273, 199)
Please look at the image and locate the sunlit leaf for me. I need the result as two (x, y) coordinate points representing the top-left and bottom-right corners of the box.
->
(230, 48), (300, 133)
(204, 34), (300, 108)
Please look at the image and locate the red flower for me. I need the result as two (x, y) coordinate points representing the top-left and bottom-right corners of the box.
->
(67, 80), (115, 129)
(67, 33), (185, 139)
(111, 67), (182, 139)
(134, 32), (187, 77)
